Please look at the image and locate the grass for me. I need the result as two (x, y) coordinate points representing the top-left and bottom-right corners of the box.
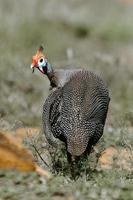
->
(0, 0), (133, 199)
(0, 169), (132, 200)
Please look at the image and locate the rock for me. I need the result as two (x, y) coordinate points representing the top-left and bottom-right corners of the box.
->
(0, 131), (51, 179)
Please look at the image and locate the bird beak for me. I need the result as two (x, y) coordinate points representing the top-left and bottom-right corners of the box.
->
(30, 64), (35, 73)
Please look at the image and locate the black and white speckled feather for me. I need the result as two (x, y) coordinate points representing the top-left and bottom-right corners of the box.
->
(42, 70), (110, 157)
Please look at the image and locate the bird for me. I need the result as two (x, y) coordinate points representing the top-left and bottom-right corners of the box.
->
(30, 46), (110, 165)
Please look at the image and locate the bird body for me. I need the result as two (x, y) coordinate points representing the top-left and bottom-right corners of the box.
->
(31, 46), (110, 162)
(52, 69), (82, 87)
(42, 70), (110, 158)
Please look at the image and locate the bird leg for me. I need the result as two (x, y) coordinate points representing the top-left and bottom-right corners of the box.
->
(67, 152), (81, 179)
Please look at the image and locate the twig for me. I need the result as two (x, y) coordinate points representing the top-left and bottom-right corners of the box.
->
(25, 130), (49, 168)
(31, 143), (49, 168)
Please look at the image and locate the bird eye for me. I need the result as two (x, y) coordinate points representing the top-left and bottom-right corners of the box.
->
(39, 58), (44, 63)
(40, 58), (44, 63)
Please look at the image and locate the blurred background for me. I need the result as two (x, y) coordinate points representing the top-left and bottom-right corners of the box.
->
(0, 0), (133, 127)
(0, 1), (133, 199)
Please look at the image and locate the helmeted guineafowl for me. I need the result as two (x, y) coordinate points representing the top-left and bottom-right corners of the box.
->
(30, 46), (110, 163)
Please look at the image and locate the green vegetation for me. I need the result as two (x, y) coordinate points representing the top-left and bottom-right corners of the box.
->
(0, 0), (133, 199)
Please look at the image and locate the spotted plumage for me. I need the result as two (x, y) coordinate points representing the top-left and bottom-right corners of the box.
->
(31, 47), (110, 162)
(43, 70), (110, 158)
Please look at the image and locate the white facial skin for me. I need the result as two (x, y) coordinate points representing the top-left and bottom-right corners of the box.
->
(38, 57), (47, 72)
(38, 58), (53, 74)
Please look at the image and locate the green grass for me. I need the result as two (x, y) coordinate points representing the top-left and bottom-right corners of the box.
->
(0, 169), (132, 200)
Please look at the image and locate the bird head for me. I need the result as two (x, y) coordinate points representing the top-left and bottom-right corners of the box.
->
(30, 46), (49, 74)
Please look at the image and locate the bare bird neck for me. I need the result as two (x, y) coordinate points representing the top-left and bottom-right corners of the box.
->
(46, 70), (58, 89)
